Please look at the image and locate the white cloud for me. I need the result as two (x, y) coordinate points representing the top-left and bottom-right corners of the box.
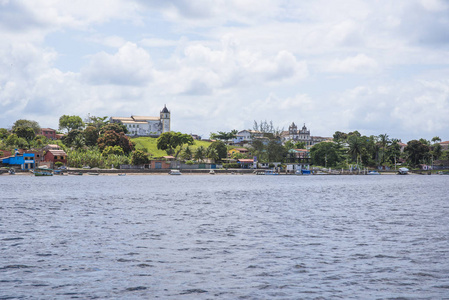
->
(82, 42), (154, 86)
(327, 54), (379, 74)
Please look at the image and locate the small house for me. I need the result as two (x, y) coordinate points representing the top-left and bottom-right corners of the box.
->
(44, 149), (67, 167)
(2, 150), (35, 170)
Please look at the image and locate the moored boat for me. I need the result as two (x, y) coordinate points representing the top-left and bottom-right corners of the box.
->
(368, 171), (380, 175)
(397, 167), (409, 175)
(168, 169), (181, 175)
(34, 167), (53, 176)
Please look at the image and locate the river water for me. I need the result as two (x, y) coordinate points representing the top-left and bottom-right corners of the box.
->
(1, 174), (448, 299)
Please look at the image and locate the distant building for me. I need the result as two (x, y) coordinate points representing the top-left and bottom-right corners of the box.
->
(281, 122), (331, 146)
(39, 128), (57, 140)
(440, 141), (449, 150)
(110, 105), (171, 137)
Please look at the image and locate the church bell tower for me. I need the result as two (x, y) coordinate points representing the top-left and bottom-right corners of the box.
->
(160, 105), (171, 133)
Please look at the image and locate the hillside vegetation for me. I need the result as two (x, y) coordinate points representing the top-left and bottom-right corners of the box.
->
(131, 137), (212, 157)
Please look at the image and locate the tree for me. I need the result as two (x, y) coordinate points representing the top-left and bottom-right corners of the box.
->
(310, 142), (344, 167)
(59, 115), (84, 133)
(333, 131), (348, 143)
(210, 130), (237, 143)
(157, 132), (194, 158)
(378, 133), (390, 164)
(207, 141), (227, 161)
(253, 120), (283, 139)
(84, 126), (99, 147)
(404, 140), (430, 167)
(13, 126), (35, 142)
(206, 148), (219, 162)
(97, 131), (134, 154)
(100, 123), (127, 135)
(84, 114), (109, 131)
(347, 134), (364, 166)
(131, 150), (150, 165)
(0, 128), (9, 139)
(194, 146), (206, 162)
(180, 146), (193, 161)
(102, 145), (124, 156)
(12, 119), (40, 135)
(61, 129), (84, 147)
(267, 140), (286, 162)
(432, 143), (442, 160)
(431, 136), (441, 144)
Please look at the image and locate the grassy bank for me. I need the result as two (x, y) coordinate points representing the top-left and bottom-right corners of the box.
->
(131, 137), (213, 157)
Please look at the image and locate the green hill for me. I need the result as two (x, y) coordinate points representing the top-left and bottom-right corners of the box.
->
(131, 137), (212, 157)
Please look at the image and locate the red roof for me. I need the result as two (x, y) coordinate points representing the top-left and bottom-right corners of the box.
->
(238, 159), (254, 163)
(440, 141), (449, 144)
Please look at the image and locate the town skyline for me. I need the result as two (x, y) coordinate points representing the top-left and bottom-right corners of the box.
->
(1, 1), (449, 142)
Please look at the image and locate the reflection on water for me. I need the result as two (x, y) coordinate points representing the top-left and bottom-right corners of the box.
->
(1, 175), (449, 299)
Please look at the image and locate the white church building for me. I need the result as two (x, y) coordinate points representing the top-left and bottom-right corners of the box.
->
(110, 105), (171, 137)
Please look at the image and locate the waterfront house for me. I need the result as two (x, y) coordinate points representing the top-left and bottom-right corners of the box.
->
(2, 150), (35, 170)
(44, 149), (67, 167)
(238, 158), (255, 168)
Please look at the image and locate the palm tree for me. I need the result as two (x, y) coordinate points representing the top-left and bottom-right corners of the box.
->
(194, 146), (206, 162)
(348, 135), (364, 166)
(378, 133), (390, 165)
(206, 148), (219, 162)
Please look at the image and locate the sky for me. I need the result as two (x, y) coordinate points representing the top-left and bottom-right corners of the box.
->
(1, 0), (449, 142)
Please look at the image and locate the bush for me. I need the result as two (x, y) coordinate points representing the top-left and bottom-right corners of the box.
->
(55, 162), (63, 168)
(185, 160), (195, 165)
(223, 163), (240, 169)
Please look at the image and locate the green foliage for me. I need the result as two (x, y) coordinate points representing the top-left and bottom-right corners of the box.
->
(180, 146), (193, 160)
(223, 163), (240, 169)
(97, 130), (134, 154)
(185, 160), (195, 165)
(55, 161), (63, 167)
(13, 126), (35, 142)
(59, 115), (84, 133)
(100, 123), (127, 134)
(310, 142), (344, 167)
(0, 128), (9, 139)
(131, 150), (150, 165)
(157, 132), (194, 158)
(84, 114), (109, 131)
(66, 148), (130, 169)
(207, 141), (227, 161)
(84, 126), (99, 147)
(194, 146), (206, 162)
(210, 130), (237, 142)
(333, 131), (348, 143)
(61, 129), (84, 147)
(12, 119), (40, 135)
(102, 145), (124, 157)
(6, 134), (19, 146)
(267, 140), (286, 162)
(405, 140), (430, 167)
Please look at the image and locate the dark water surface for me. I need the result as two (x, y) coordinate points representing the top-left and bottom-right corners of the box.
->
(1, 174), (448, 299)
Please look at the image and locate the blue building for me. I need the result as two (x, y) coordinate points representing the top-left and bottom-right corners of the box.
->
(2, 150), (35, 170)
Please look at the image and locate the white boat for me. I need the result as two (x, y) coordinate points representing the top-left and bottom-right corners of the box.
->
(118, 173), (126, 176)
(168, 169), (181, 175)
(209, 170), (215, 175)
(398, 167), (409, 175)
